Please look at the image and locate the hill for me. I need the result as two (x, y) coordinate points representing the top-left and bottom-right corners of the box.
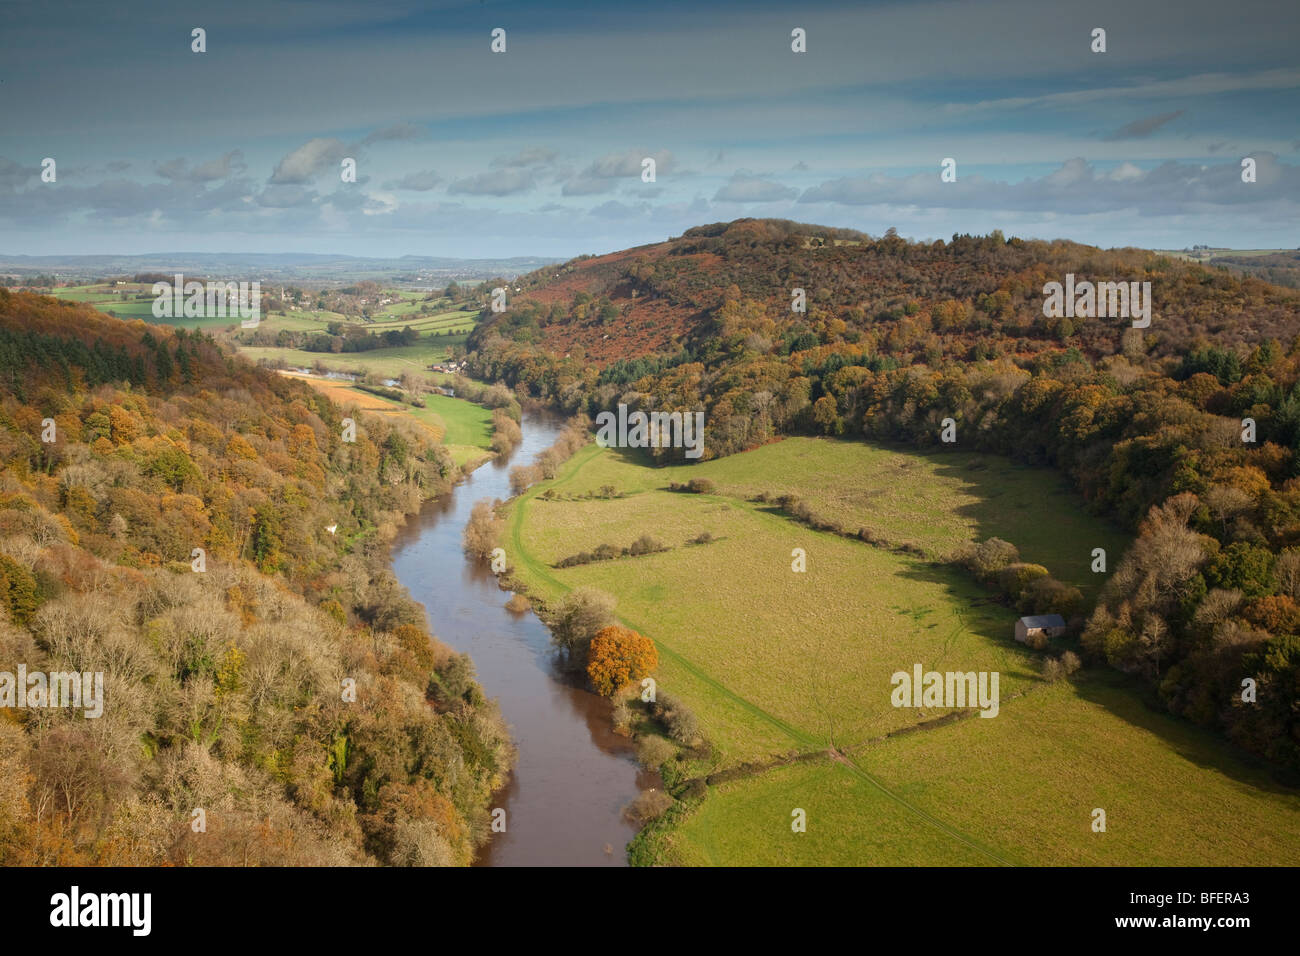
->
(0, 289), (510, 865)
(466, 219), (1300, 773)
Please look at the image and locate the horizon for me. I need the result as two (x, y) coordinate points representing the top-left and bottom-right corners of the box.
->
(2, 0), (1297, 257)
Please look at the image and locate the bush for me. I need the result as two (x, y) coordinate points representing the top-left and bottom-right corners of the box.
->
(593, 542), (622, 561)
(635, 734), (676, 770)
(611, 701), (633, 736)
(462, 499), (503, 561)
(651, 693), (702, 746)
(508, 464), (542, 496)
(548, 587), (616, 664)
(998, 562), (1051, 599)
(1060, 650), (1082, 674)
(963, 537), (1020, 580)
(623, 789), (674, 824)
(1041, 657), (1065, 681)
(689, 531), (714, 545)
(628, 533), (665, 556)
(586, 625), (658, 696)
(1020, 576), (1083, 617)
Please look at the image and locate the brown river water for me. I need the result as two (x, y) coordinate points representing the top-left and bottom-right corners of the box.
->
(389, 412), (659, 866)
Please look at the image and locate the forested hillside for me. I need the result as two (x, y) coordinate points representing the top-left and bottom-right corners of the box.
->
(467, 219), (1300, 771)
(0, 289), (511, 865)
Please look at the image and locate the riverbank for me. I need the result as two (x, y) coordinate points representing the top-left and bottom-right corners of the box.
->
(389, 412), (655, 865)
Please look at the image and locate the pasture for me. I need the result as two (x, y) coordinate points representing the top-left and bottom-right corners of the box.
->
(508, 438), (1300, 865)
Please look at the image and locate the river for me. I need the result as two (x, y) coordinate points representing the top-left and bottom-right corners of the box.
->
(389, 412), (658, 866)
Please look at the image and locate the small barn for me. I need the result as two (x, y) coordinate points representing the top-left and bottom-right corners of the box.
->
(1014, 614), (1067, 644)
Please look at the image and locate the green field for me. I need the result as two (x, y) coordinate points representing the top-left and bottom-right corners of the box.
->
(508, 438), (1300, 865)
(408, 393), (495, 465)
(43, 284), (478, 334)
(239, 340), (465, 377)
(49, 284), (247, 329)
(286, 375), (495, 468)
(655, 437), (1131, 594)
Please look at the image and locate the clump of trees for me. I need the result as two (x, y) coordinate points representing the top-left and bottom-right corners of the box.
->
(462, 499), (505, 562)
(491, 409), (522, 455)
(669, 478), (715, 494)
(957, 537), (1083, 620)
(650, 692), (702, 747)
(555, 533), (668, 568)
(1042, 650), (1083, 682)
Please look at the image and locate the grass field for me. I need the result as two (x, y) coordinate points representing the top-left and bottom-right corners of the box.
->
(507, 437), (1300, 865)
(280, 372), (494, 467)
(239, 340), (466, 378)
(43, 284), (478, 334)
(651, 437), (1131, 594)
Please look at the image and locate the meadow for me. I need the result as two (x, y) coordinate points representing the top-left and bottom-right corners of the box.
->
(239, 339), (466, 377)
(279, 372), (494, 467)
(507, 437), (1300, 865)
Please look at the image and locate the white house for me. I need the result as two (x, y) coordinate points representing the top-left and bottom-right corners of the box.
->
(1015, 614), (1067, 644)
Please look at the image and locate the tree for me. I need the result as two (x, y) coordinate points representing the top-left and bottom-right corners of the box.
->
(462, 499), (503, 561)
(586, 625), (658, 697)
(548, 586), (616, 665)
(1206, 542), (1275, 598)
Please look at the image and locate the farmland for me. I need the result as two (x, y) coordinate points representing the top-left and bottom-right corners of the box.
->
(281, 372), (495, 467)
(506, 438), (1300, 865)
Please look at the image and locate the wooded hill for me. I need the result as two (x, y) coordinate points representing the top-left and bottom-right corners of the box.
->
(0, 289), (511, 865)
(466, 218), (1300, 772)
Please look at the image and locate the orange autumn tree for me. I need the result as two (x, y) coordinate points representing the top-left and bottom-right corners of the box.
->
(586, 625), (658, 697)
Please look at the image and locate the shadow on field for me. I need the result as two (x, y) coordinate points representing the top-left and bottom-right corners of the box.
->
(843, 437), (1129, 597)
(1068, 669), (1300, 793)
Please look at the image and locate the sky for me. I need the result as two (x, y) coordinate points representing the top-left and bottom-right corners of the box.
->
(1, 0), (1297, 258)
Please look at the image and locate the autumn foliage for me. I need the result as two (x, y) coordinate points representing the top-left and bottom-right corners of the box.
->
(586, 625), (658, 697)
(0, 291), (511, 866)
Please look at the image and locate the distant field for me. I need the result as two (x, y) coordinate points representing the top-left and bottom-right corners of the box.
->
(239, 339), (465, 378)
(281, 373), (494, 467)
(508, 438), (1300, 866)
(41, 284), (479, 333)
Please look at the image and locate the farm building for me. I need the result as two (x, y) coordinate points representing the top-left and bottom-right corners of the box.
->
(1014, 614), (1067, 644)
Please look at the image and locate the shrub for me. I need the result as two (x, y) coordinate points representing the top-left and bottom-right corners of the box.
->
(963, 537), (1021, 580)
(462, 499), (503, 561)
(586, 625), (658, 696)
(635, 734), (676, 770)
(1020, 576), (1083, 617)
(548, 587), (616, 664)
(623, 789), (674, 824)
(998, 562), (1051, 599)
(611, 701), (633, 736)
(627, 534), (665, 556)
(593, 543), (622, 561)
(686, 478), (715, 494)
(508, 464), (542, 496)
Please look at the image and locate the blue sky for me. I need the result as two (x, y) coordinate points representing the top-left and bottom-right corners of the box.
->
(1, 0), (1297, 257)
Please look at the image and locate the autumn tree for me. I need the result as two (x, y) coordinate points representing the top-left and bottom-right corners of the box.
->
(586, 625), (658, 697)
